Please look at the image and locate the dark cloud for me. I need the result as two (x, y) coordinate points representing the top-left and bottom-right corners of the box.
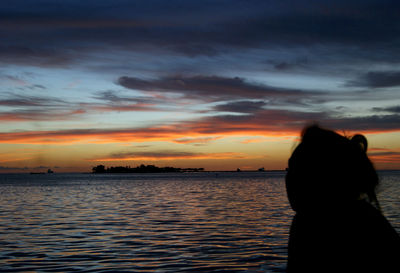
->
(118, 75), (317, 102)
(213, 100), (266, 113)
(321, 114), (400, 132)
(27, 84), (46, 90)
(93, 90), (137, 103)
(372, 105), (400, 113)
(274, 62), (293, 71)
(185, 109), (400, 136)
(189, 109), (327, 135)
(0, 94), (86, 121)
(0, 92), (162, 122)
(271, 58), (310, 71)
(347, 71), (400, 88)
(92, 90), (162, 105)
(90, 91), (167, 112)
(107, 150), (201, 159)
(0, 94), (65, 107)
(1, 0), (398, 61)
(93, 149), (245, 161)
(170, 44), (220, 57)
(1, 0), (400, 171)
(0, 45), (75, 67)
(218, 0), (400, 53)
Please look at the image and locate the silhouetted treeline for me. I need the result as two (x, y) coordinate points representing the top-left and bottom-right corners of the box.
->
(92, 164), (204, 174)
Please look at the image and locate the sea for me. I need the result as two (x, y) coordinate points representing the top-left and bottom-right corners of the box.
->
(0, 171), (399, 273)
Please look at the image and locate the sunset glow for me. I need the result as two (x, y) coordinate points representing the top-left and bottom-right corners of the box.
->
(1, 0), (400, 172)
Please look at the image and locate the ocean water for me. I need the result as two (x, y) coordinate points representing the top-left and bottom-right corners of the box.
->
(0, 171), (398, 273)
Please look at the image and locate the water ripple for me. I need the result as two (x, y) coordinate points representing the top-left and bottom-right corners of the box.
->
(0, 172), (398, 272)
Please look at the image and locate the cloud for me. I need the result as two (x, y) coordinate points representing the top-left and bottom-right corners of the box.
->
(0, 127), (185, 144)
(219, 1), (400, 53)
(347, 71), (400, 88)
(0, 0), (399, 67)
(92, 91), (158, 104)
(0, 92), (166, 122)
(183, 109), (400, 136)
(0, 93), (85, 121)
(173, 136), (221, 144)
(183, 109), (325, 136)
(321, 114), (400, 132)
(118, 75), (318, 103)
(0, 94), (65, 107)
(31, 165), (51, 169)
(368, 149), (400, 163)
(90, 150), (247, 161)
(170, 44), (220, 57)
(213, 100), (266, 113)
(271, 58), (310, 71)
(0, 112), (299, 144)
(88, 104), (158, 113)
(1, 1), (399, 169)
(0, 94), (86, 122)
(0, 108), (399, 145)
(240, 137), (280, 144)
(28, 84), (46, 90)
(0, 45), (75, 67)
(0, 166), (29, 170)
(90, 90), (166, 112)
(0, 109), (86, 122)
(372, 105), (400, 113)
(274, 62), (294, 71)
(0, 75), (47, 91)
(3, 75), (27, 85)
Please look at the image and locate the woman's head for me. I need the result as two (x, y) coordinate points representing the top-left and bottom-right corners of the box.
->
(286, 125), (379, 212)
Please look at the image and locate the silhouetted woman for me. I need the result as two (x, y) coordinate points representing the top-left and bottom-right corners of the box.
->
(286, 125), (399, 273)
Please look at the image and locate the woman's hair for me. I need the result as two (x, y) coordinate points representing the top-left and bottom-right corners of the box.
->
(286, 125), (379, 212)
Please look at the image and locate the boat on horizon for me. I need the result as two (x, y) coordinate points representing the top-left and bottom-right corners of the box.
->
(30, 169), (54, 175)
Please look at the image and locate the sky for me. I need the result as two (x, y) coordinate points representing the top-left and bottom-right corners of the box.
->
(1, 0), (400, 172)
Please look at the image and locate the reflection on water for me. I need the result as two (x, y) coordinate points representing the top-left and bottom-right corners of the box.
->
(0, 171), (398, 272)
(378, 171), (400, 232)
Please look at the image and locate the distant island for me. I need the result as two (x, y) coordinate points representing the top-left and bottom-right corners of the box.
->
(92, 164), (204, 174)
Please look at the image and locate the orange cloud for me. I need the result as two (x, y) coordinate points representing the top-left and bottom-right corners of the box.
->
(89, 151), (248, 161)
(240, 137), (278, 144)
(369, 148), (400, 163)
(1, 108), (399, 146)
(172, 136), (221, 144)
(0, 154), (32, 163)
(0, 127), (179, 144)
(0, 119), (298, 145)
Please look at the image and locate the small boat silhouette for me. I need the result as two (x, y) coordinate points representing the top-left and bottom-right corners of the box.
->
(30, 169), (54, 175)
